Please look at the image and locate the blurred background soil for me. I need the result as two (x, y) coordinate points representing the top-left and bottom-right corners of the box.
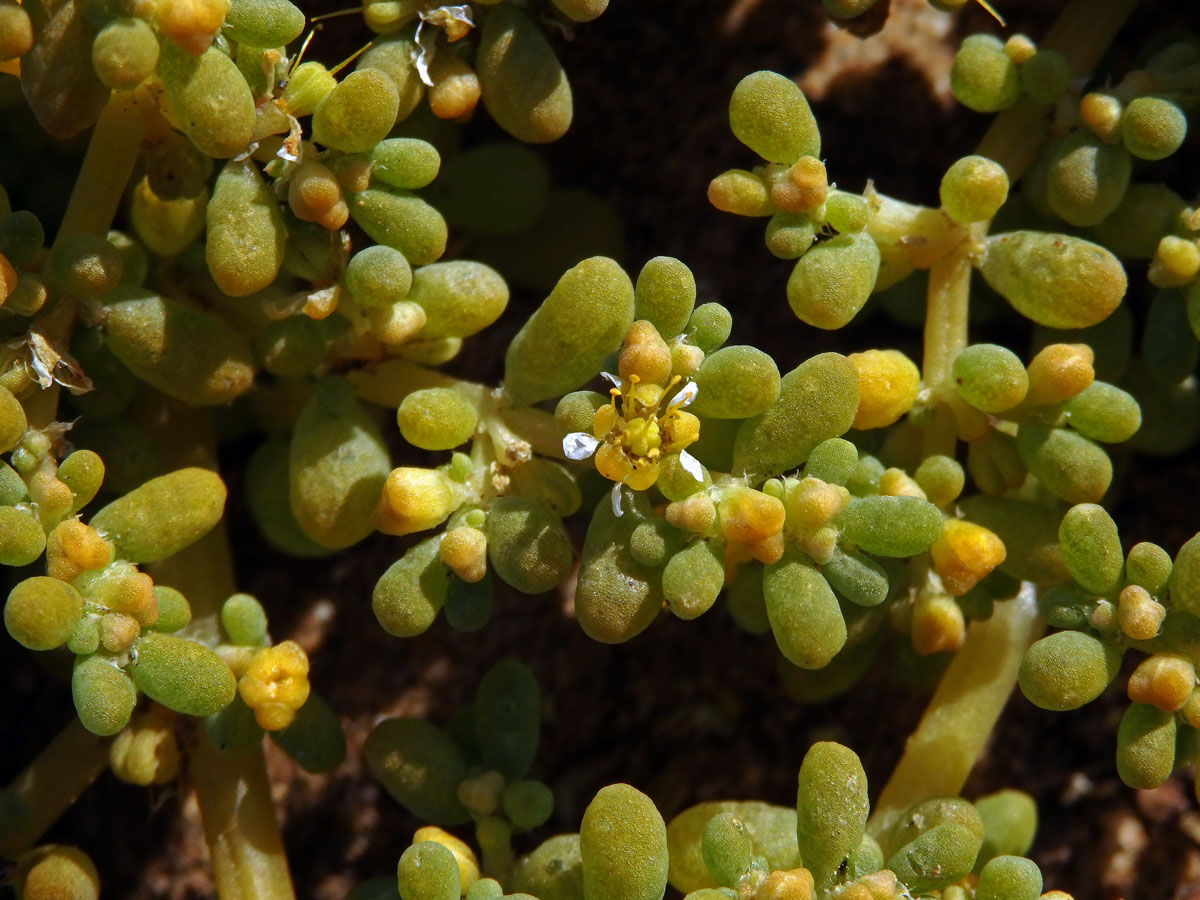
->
(4, 0), (1200, 898)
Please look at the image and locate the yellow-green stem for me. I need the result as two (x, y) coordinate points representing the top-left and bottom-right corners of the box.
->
(0, 719), (111, 859)
(147, 418), (296, 900)
(867, 585), (1044, 842)
(54, 89), (149, 244)
(891, 0), (1136, 837)
(920, 247), (973, 459)
(187, 726), (296, 900)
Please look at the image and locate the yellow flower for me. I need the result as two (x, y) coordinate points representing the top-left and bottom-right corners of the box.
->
(238, 640), (311, 731)
(563, 373), (703, 516)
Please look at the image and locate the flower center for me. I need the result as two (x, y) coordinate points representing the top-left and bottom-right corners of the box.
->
(625, 417), (661, 458)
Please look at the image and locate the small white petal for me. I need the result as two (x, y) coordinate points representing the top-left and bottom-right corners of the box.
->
(600, 371), (621, 387)
(672, 381), (699, 408)
(678, 448), (704, 481)
(563, 432), (601, 460)
(611, 483), (624, 518)
(412, 20), (436, 86)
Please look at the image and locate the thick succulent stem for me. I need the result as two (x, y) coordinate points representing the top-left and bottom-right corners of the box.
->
(54, 87), (152, 244)
(147, 417), (296, 900)
(187, 724), (297, 900)
(0, 719), (111, 859)
(867, 584), (1044, 841)
(920, 245), (974, 460)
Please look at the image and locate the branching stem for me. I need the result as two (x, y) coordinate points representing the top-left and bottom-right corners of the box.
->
(868, 584), (1044, 842)
(888, 0), (1137, 831)
(0, 719), (111, 859)
(147, 419), (296, 900)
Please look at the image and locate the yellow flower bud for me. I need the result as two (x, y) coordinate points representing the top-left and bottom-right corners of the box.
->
(878, 467), (926, 499)
(930, 518), (1006, 596)
(911, 591), (966, 655)
(848, 349), (921, 430)
(858, 869), (899, 899)
(109, 704), (180, 786)
(671, 342), (704, 376)
(666, 493), (717, 534)
(1025, 343), (1094, 407)
(1117, 584), (1165, 641)
(238, 640), (311, 731)
(786, 477), (849, 530)
(788, 156), (828, 210)
(1127, 652), (1195, 711)
(439, 526), (488, 583)
(1079, 91), (1122, 142)
(413, 826), (481, 892)
(377, 467), (457, 537)
(619, 321), (673, 385)
(1149, 235), (1200, 288)
(719, 486), (785, 545)
(156, 0), (230, 54)
(46, 520), (112, 583)
(102, 567), (159, 627)
(800, 525), (838, 565)
(458, 770), (506, 816)
(758, 867), (815, 900)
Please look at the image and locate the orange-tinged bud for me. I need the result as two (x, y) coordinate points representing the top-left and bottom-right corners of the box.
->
(758, 867), (815, 900)
(878, 467), (926, 499)
(911, 591), (966, 655)
(618, 321), (673, 385)
(859, 869), (899, 899)
(787, 156), (828, 210)
(100, 567), (159, 627)
(719, 487), (785, 544)
(671, 342), (704, 376)
(332, 154), (374, 195)
(931, 518), (1006, 595)
(46, 520), (112, 583)
(749, 529), (785, 565)
(157, 0), (230, 54)
(665, 492), (716, 534)
(109, 704), (180, 786)
(377, 467), (457, 536)
(0, 252), (16, 303)
(428, 53), (482, 120)
(288, 161), (349, 230)
(1128, 653), (1195, 711)
(801, 526), (838, 565)
(1117, 584), (1165, 641)
(29, 468), (73, 518)
(1079, 91), (1122, 142)
(100, 612), (141, 652)
(439, 526), (488, 583)
(1026, 343), (1094, 407)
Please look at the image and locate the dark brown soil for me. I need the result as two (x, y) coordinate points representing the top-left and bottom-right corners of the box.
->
(4, 1), (1200, 899)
